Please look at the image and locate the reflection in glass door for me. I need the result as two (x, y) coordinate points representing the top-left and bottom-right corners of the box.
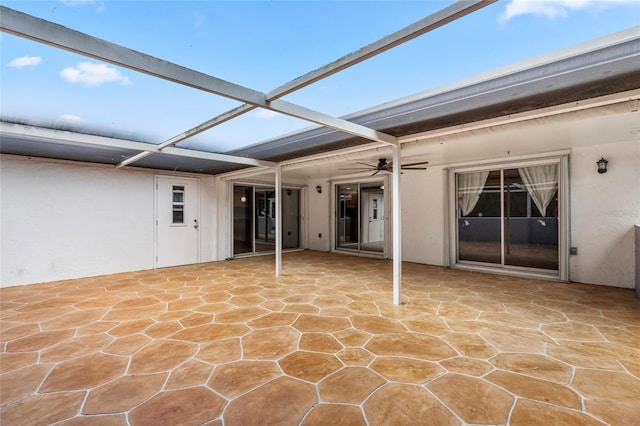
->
(232, 185), (300, 257)
(456, 163), (559, 272)
(336, 182), (384, 254)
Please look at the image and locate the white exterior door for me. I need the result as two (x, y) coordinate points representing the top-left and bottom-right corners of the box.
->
(155, 176), (199, 268)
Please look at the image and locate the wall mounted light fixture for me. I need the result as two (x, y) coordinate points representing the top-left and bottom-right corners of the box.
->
(597, 157), (608, 174)
(315, 185), (322, 194)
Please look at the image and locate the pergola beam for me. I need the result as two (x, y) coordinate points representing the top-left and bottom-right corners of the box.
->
(0, 5), (397, 161)
(149, 0), (495, 166)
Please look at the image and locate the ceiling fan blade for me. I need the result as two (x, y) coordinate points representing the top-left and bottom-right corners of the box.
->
(371, 170), (380, 176)
(338, 167), (374, 171)
(356, 162), (376, 168)
(402, 161), (430, 167)
(401, 167), (428, 170)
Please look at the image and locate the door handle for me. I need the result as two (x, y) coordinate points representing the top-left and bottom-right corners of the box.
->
(194, 219), (199, 229)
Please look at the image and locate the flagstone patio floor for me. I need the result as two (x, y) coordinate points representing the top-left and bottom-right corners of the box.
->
(1, 251), (639, 425)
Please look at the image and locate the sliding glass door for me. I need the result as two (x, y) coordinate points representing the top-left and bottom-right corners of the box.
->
(233, 185), (300, 256)
(336, 181), (385, 254)
(455, 160), (562, 274)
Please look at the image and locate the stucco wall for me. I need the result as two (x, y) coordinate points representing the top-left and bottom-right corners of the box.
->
(569, 140), (640, 288)
(0, 155), (217, 287)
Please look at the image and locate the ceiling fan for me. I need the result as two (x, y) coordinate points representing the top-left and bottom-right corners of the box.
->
(339, 158), (429, 176)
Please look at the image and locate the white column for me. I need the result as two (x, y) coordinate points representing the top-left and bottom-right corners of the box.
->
(392, 144), (402, 305)
(275, 165), (282, 276)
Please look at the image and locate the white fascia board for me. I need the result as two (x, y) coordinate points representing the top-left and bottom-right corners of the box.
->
(398, 89), (640, 144)
(0, 122), (276, 167)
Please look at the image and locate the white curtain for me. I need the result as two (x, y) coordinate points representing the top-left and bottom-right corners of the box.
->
(518, 165), (558, 217)
(458, 171), (489, 216)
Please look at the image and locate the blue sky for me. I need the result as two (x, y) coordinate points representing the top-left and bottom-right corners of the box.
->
(1, 0), (639, 152)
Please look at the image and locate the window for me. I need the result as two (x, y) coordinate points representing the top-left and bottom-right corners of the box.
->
(172, 185), (185, 224)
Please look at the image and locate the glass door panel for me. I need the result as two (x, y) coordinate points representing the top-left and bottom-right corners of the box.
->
(255, 190), (276, 253)
(336, 184), (359, 250)
(504, 166), (558, 270)
(233, 185), (253, 255)
(457, 170), (501, 264)
(361, 183), (384, 253)
(282, 189), (300, 249)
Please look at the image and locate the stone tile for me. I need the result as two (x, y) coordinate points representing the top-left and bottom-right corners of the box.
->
(366, 333), (457, 361)
(228, 294), (266, 307)
(0, 323), (41, 342)
(299, 332), (343, 353)
(364, 383), (459, 426)
(209, 360), (281, 397)
(0, 364), (53, 405)
(293, 315), (350, 332)
(351, 315), (407, 334)
(108, 320), (154, 337)
(440, 357), (494, 376)
(165, 360), (213, 389)
(333, 328), (372, 347)
(169, 323), (248, 343)
(510, 399), (604, 426)
(225, 377), (316, 425)
(542, 322), (605, 341)
(242, 326), (299, 360)
(597, 325), (640, 348)
(279, 351), (343, 382)
(6, 329), (75, 352)
(480, 329), (546, 353)
(58, 414), (128, 425)
(197, 338), (241, 364)
(128, 340), (197, 373)
(402, 315), (451, 335)
(337, 348), (375, 366)
(40, 353), (127, 392)
(428, 374), (513, 424)
(370, 356), (442, 384)
(319, 367), (386, 403)
(0, 352), (38, 374)
(143, 321), (183, 338)
(443, 332), (498, 359)
(40, 309), (107, 331)
(103, 334), (150, 356)
(547, 342), (629, 370)
(572, 369), (640, 404)
(247, 312), (298, 328)
(83, 374), (166, 414)
(487, 370), (581, 409)
(0, 391), (85, 425)
(490, 353), (572, 383)
(40, 334), (113, 363)
(302, 404), (366, 426)
(129, 387), (225, 426)
(437, 302), (480, 321)
(214, 307), (269, 323)
(585, 400), (640, 425)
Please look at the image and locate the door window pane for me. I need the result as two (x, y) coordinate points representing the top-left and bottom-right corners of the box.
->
(233, 186), (253, 255)
(336, 185), (359, 250)
(172, 186), (185, 224)
(457, 170), (501, 264)
(505, 166), (558, 270)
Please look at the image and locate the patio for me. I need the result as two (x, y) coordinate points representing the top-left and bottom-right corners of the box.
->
(1, 251), (639, 425)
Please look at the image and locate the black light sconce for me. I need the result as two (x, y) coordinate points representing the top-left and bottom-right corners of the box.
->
(597, 157), (608, 174)
(315, 185), (322, 194)
(286, 189), (292, 196)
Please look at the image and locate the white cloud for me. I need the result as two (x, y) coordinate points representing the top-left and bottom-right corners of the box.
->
(500, 0), (639, 22)
(60, 62), (132, 86)
(8, 56), (42, 68)
(254, 109), (281, 119)
(56, 114), (86, 126)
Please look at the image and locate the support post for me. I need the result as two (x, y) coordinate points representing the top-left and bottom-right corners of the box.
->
(392, 144), (402, 305)
(275, 165), (282, 277)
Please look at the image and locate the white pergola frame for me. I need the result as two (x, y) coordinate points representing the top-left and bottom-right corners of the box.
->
(0, 1), (496, 305)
